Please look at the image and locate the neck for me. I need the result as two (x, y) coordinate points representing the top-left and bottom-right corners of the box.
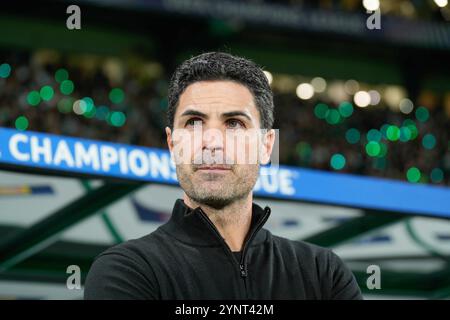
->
(183, 194), (253, 252)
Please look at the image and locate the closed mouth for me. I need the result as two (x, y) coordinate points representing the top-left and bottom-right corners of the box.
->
(196, 166), (231, 171)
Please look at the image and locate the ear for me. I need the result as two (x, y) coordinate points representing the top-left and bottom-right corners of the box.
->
(165, 126), (173, 153)
(260, 129), (275, 165)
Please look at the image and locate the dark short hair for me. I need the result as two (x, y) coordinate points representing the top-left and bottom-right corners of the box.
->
(167, 52), (274, 130)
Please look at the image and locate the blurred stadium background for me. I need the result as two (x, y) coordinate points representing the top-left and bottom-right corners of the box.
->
(0, 0), (449, 299)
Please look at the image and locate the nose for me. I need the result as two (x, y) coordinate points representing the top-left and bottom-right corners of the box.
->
(201, 125), (225, 164)
(202, 125), (224, 151)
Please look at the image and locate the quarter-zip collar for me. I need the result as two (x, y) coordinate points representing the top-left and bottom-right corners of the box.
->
(160, 198), (271, 248)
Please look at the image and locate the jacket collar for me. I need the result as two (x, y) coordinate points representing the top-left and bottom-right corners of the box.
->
(160, 198), (271, 248)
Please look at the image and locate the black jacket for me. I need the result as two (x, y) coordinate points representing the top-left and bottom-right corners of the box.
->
(84, 199), (362, 299)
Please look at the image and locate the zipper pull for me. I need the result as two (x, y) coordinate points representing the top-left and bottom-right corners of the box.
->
(239, 264), (247, 278)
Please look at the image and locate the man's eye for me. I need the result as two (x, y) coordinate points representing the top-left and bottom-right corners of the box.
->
(227, 119), (245, 129)
(186, 118), (203, 127)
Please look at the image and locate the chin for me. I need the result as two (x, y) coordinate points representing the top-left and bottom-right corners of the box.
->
(199, 183), (225, 194)
(197, 196), (233, 210)
(196, 175), (229, 186)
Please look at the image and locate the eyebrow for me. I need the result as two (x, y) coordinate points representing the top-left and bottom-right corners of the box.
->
(180, 109), (252, 122)
(180, 109), (207, 118)
(222, 111), (252, 121)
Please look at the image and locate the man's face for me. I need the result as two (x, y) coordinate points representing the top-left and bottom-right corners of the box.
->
(165, 80), (274, 209)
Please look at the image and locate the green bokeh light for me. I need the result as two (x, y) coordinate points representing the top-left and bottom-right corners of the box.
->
(377, 142), (388, 157)
(422, 133), (436, 150)
(415, 106), (429, 122)
(399, 126), (412, 142)
(407, 124), (418, 140)
(366, 141), (381, 157)
(406, 167), (421, 183)
(380, 124), (390, 140)
(365, 142), (380, 157)
(338, 102), (353, 118)
(15, 116), (29, 131)
(60, 80), (74, 95)
(81, 97), (96, 118)
(82, 97), (94, 110)
(345, 128), (360, 144)
(314, 103), (329, 119)
(0, 63), (11, 78)
(27, 91), (41, 106)
(325, 109), (341, 125)
(55, 68), (69, 83)
(386, 125), (400, 141)
(84, 106), (97, 118)
(430, 168), (444, 183)
(366, 129), (382, 142)
(40, 86), (54, 101)
(330, 153), (346, 170)
(109, 88), (125, 104)
(109, 111), (126, 127)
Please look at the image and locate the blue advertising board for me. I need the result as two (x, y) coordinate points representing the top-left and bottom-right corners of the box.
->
(0, 127), (449, 218)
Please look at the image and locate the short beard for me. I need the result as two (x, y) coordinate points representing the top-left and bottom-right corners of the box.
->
(188, 192), (245, 210)
(176, 164), (258, 210)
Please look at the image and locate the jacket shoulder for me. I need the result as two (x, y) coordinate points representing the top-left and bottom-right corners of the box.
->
(268, 233), (363, 300)
(97, 230), (163, 260)
(84, 232), (163, 300)
(270, 232), (333, 260)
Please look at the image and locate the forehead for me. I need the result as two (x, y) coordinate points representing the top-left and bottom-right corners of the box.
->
(175, 80), (260, 122)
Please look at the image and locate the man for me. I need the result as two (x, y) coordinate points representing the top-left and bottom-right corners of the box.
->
(84, 52), (362, 300)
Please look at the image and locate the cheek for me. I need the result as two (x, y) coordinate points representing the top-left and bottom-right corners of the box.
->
(172, 130), (202, 164)
(232, 165), (258, 186)
(238, 141), (260, 165)
(177, 164), (194, 177)
(224, 133), (260, 165)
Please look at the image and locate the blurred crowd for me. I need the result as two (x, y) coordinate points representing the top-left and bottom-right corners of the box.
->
(275, 93), (449, 185)
(0, 50), (448, 186)
(0, 50), (168, 149)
